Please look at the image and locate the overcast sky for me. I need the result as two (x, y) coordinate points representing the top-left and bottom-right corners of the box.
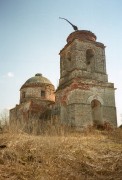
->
(0, 0), (122, 125)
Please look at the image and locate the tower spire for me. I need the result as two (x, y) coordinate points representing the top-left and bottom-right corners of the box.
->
(59, 17), (78, 31)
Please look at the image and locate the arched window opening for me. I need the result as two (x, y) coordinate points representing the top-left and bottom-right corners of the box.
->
(86, 49), (94, 65)
(67, 52), (71, 62)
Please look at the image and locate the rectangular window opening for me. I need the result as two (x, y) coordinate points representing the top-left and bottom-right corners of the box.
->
(41, 90), (45, 97)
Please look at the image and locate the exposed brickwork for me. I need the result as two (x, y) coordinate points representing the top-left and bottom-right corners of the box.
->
(10, 74), (55, 133)
(10, 30), (117, 133)
(56, 30), (117, 128)
(67, 30), (97, 43)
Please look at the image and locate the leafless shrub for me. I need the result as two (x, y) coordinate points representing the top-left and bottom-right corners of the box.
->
(0, 109), (9, 133)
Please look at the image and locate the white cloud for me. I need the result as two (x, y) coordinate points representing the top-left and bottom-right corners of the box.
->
(7, 72), (14, 78)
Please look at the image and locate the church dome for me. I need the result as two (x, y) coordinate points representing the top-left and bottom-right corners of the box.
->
(20, 73), (55, 104)
(20, 73), (53, 89)
(67, 30), (97, 43)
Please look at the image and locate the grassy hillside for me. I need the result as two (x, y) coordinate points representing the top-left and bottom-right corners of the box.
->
(0, 128), (122, 180)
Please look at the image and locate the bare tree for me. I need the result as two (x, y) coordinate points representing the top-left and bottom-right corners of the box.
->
(0, 109), (9, 131)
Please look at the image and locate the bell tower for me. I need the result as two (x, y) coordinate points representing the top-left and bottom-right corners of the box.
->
(56, 30), (117, 128)
(59, 30), (108, 86)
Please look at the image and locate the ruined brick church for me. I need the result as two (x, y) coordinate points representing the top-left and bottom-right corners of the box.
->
(10, 30), (117, 132)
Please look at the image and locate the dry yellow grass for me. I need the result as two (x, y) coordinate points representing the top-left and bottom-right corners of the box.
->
(0, 128), (122, 180)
